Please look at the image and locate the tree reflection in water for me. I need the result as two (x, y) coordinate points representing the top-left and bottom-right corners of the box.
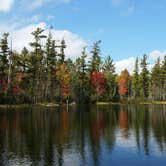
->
(0, 104), (166, 165)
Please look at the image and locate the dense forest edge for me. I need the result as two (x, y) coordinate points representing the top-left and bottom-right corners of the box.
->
(0, 27), (166, 105)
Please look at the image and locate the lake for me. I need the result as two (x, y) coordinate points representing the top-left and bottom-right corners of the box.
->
(0, 104), (166, 166)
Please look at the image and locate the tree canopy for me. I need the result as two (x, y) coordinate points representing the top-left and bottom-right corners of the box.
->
(0, 29), (165, 104)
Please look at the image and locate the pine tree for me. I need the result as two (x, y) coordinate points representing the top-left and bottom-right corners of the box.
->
(151, 57), (162, 100)
(161, 55), (166, 100)
(59, 39), (66, 63)
(89, 40), (102, 73)
(44, 31), (57, 102)
(20, 47), (29, 72)
(102, 55), (116, 101)
(0, 33), (9, 74)
(131, 57), (140, 99)
(0, 33), (10, 94)
(140, 54), (149, 99)
(16, 48), (29, 98)
(88, 40), (102, 102)
(29, 27), (46, 103)
(74, 47), (89, 103)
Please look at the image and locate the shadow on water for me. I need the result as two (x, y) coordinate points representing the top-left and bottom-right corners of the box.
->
(0, 104), (166, 165)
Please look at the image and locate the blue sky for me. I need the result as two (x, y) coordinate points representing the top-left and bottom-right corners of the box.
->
(0, 0), (165, 73)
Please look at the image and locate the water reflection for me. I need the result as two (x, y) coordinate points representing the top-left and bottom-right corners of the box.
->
(0, 104), (166, 166)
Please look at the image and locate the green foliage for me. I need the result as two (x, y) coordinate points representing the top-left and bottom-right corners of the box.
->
(58, 39), (66, 63)
(151, 57), (162, 100)
(102, 55), (116, 101)
(29, 28), (46, 103)
(0, 33), (9, 73)
(89, 40), (102, 73)
(140, 54), (149, 99)
(0, 28), (165, 104)
(131, 57), (140, 98)
(161, 55), (166, 100)
(72, 47), (90, 104)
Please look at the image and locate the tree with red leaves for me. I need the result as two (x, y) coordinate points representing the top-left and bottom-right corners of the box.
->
(1, 78), (7, 93)
(91, 71), (106, 102)
(118, 69), (131, 99)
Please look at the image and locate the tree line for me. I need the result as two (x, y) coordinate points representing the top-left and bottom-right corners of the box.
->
(0, 28), (165, 104)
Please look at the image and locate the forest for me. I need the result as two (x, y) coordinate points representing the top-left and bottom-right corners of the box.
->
(0, 27), (166, 104)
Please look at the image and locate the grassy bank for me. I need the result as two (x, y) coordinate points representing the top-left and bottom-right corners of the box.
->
(96, 101), (166, 105)
(36, 103), (60, 107)
(139, 101), (166, 105)
(0, 103), (60, 109)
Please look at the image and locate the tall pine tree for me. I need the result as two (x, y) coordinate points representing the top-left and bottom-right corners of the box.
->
(131, 57), (140, 99)
(103, 55), (116, 101)
(29, 28), (46, 103)
(140, 54), (149, 99)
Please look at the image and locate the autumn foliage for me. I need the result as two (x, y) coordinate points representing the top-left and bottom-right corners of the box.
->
(0, 28), (166, 104)
(0, 73), (23, 95)
(0, 77), (7, 93)
(118, 69), (130, 96)
(91, 71), (106, 96)
(56, 64), (71, 98)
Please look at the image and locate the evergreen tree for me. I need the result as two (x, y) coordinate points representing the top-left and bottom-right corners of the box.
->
(89, 40), (102, 102)
(29, 28), (46, 103)
(161, 55), (166, 100)
(44, 32), (57, 102)
(55, 39), (67, 103)
(131, 57), (140, 99)
(0, 27), (165, 104)
(140, 54), (149, 99)
(0, 33), (9, 74)
(0, 33), (10, 94)
(16, 48), (30, 100)
(74, 47), (89, 103)
(58, 39), (66, 63)
(89, 40), (102, 73)
(102, 55), (116, 101)
(151, 57), (162, 100)
(20, 47), (29, 72)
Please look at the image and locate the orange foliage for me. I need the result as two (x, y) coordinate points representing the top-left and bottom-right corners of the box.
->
(56, 64), (71, 98)
(118, 70), (130, 96)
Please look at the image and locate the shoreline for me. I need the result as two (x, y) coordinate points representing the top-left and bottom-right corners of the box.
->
(0, 101), (166, 109)
(96, 101), (166, 105)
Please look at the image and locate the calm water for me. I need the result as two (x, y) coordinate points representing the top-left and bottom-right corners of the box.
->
(0, 104), (166, 166)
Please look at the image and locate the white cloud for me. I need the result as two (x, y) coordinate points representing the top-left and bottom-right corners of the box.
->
(115, 57), (136, 74)
(149, 50), (166, 61)
(4, 14), (53, 28)
(115, 50), (166, 75)
(8, 22), (86, 60)
(51, 30), (87, 59)
(27, 0), (71, 10)
(0, 0), (14, 12)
